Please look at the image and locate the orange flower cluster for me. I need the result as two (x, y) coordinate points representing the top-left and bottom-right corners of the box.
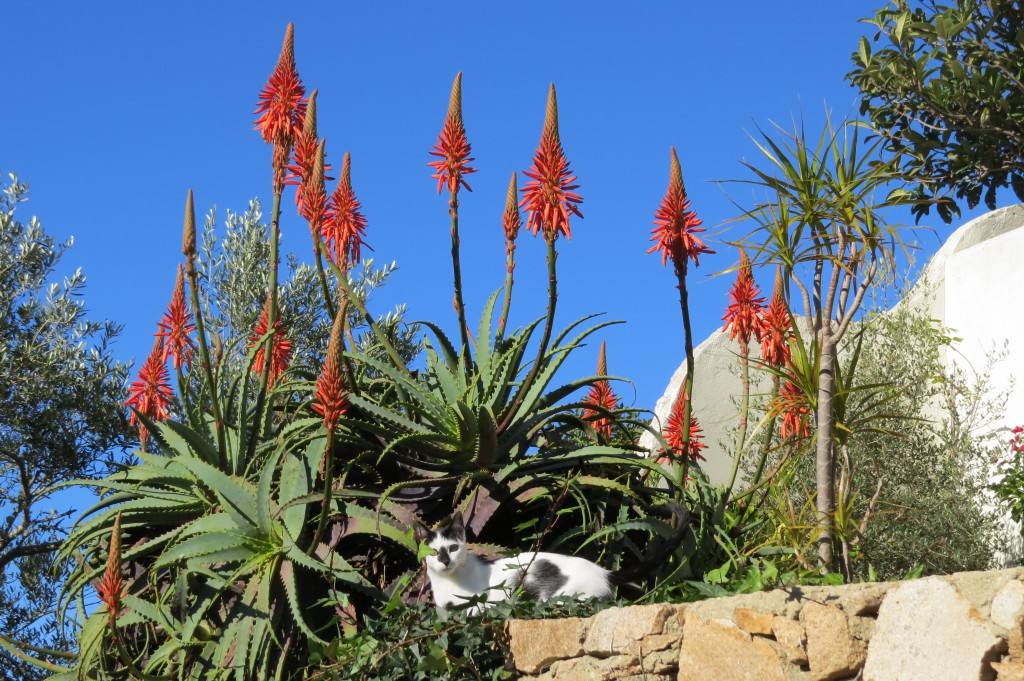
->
(581, 342), (620, 440)
(125, 337), (174, 445)
(97, 512), (126, 627)
(520, 85), (583, 241)
(428, 73), (476, 195)
(250, 294), (293, 388)
(324, 153), (369, 271)
(649, 147), (712, 271)
(660, 385), (707, 463)
(312, 310), (349, 434)
(760, 268), (793, 368)
(156, 265), (196, 370)
(254, 24), (308, 193)
(722, 247), (767, 347)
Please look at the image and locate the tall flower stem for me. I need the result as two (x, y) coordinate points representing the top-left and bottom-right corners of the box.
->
(308, 228), (336, 323)
(499, 235), (557, 432)
(496, 172), (520, 345)
(309, 429), (335, 553)
(182, 190), (227, 466)
(247, 189), (283, 462)
(676, 264), (694, 492)
(317, 237), (410, 376)
(449, 189), (471, 368)
(724, 343), (751, 500)
(497, 241), (515, 344)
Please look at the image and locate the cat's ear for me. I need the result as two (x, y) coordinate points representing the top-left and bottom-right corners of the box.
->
(412, 519), (432, 545)
(446, 513), (466, 541)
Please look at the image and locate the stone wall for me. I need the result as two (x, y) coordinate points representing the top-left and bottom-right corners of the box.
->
(505, 567), (1024, 680)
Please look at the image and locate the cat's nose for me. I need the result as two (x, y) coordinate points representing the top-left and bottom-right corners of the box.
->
(438, 554), (450, 566)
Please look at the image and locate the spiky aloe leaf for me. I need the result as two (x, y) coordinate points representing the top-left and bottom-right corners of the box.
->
(473, 404), (498, 467)
(155, 532), (255, 568)
(171, 458), (259, 532)
(280, 559), (329, 645)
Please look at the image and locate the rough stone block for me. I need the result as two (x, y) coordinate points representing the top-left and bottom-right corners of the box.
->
(863, 577), (1006, 681)
(583, 604), (678, 657)
(736, 607), (776, 635)
(993, 660), (1024, 681)
(505, 617), (586, 675)
(678, 615), (787, 681)
(992, 581), (1024, 631)
(801, 601), (866, 681)
(772, 615), (808, 667)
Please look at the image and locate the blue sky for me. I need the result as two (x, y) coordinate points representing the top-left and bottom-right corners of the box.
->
(3, 2), (996, 418)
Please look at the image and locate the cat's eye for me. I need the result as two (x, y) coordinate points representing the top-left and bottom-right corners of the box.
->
(448, 544), (459, 552)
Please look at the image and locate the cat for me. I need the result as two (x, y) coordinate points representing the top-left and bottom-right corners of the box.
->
(413, 503), (690, 614)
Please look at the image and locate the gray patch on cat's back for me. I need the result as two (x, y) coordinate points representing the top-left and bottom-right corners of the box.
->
(524, 559), (568, 600)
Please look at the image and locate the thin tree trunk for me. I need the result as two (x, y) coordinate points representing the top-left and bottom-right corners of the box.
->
(815, 330), (836, 570)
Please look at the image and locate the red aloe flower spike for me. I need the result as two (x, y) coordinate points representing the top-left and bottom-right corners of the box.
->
(582, 340), (619, 440)
(324, 152), (370, 271)
(288, 89), (334, 212)
(648, 147), (714, 271)
(772, 378), (812, 441)
(97, 511), (125, 627)
(520, 84), (583, 241)
(125, 336), (174, 445)
(301, 140), (330, 232)
(156, 265), (197, 370)
(254, 23), (308, 193)
(428, 72), (476, 195)
(722, 247), (767, 346)
(250, 293), (293, 388)
(312, 306), (350, 434)
(660, 384), (707, 463)
(760, 267), (794, 367)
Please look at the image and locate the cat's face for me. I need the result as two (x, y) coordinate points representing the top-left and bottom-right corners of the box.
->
(415, 515), (467, 574)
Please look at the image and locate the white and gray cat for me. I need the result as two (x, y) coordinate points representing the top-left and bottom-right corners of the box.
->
(413, 504), (689, 614)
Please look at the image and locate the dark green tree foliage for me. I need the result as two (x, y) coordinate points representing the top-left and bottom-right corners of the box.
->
(0, 174), (133, 678)
(848, 0), (1024, 222)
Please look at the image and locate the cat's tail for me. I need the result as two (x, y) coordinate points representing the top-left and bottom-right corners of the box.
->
(609, 502), (691, 587)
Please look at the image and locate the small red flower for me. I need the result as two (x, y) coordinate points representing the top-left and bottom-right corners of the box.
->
(254, 24), (308, 193)
(288, 89), (333, 214)
(250, 295), (293, 388)
(323, 152), (370, 271)
(760, 268), (793, 368)
(582, 341), (620, 440)
(428, 73), (476, 195)
(660, 385), (707, 463)
(648, 147), (713, 271)
(312, 310), (349, 433)
(96, 511), (125, 627)
(156, 265), (196, 370)
(520, 84), (583, 241)
(125, 337), (174, 444)
(722, 247), (767, 347)
(772, 379), (812, 442)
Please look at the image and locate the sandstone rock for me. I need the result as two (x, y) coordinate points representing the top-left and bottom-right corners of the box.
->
(802, 601), (866, 681)
(583, 604), (679, 657)
(678, 615), (786, 681)
(772, 615), (809, 666)
(992, 581), (1024, 630)
(991, 659), (1024, 679)
(863, 577), (1006, 681)
(505, 617), (586, 674)
(736, 607), (775, 635)
(837, 583), (891, 616)
(1009, 620), (1024, 661)
(538, 653), (675, 680)
(993, 660), (1024, 681)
